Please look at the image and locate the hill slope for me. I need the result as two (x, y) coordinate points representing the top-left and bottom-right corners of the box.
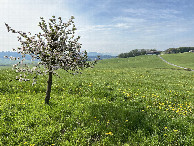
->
(97, 55), (179, 70)
(0, 55), (193, 145)
(161, 53), (194, 70)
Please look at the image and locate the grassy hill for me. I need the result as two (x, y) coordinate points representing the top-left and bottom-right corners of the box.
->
(98, 55), (178, 69)
(161, 53), (194, 70)
(0, 55), (193, 145)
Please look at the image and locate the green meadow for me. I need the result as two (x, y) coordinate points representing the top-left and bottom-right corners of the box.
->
(161, 52), (194, 69)
(0, 54), (193, 145)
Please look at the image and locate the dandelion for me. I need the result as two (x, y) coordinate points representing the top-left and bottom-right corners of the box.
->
(173, 129), (178, 132)
(164, 127), (168, 129)
(105, 132), (113, 135)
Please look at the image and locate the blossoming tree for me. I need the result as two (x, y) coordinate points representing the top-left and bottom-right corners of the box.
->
(5, 16), (98, 104)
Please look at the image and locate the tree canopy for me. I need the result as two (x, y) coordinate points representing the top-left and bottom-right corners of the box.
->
(5, 16), (98, 104)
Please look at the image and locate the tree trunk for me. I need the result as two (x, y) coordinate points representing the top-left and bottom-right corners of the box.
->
(45, 71), (52, 104)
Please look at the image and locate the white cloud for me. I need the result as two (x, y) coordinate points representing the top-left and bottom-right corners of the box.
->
(123, 8), (181, 20)
(113, 17), (146, 23)
(124, 8), (148, 15)
(115, 23), (131, 29)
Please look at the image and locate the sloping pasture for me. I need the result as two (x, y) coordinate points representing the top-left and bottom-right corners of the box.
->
(0, 55), (193, 145)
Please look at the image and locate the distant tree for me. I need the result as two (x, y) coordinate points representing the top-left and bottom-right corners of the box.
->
(165, 47), (194, 54)
(118, 53), (127, 58)
(150, 49), (157, 51)
(118, 49), (151, 58)
(140, 49), (146, 55)
(5, 16), (98, 104)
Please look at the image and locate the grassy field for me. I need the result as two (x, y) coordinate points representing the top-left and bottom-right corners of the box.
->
(0, 55), (193, 145)
(161, 52), (194, 70)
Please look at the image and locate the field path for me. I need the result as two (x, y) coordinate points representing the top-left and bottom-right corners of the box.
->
(158, 55), (194, 71)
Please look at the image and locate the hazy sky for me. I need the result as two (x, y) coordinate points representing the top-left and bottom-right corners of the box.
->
(1, 0), (194, 55)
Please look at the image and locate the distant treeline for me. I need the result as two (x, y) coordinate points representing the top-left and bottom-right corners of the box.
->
(165, 47), (194, 54)
(118, 49), (156, 58)
(118, 47), (194, 58)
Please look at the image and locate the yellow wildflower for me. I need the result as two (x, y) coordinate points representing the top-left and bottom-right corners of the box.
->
(105, 132), (113, 135)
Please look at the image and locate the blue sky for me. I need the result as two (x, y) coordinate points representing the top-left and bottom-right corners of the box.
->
(1, 0), (194, 55)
